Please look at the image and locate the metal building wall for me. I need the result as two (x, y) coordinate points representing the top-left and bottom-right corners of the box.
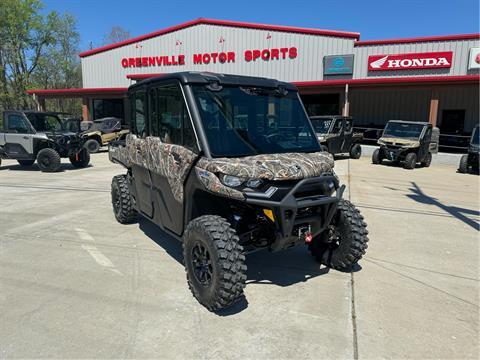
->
(348, 84), (479, 131)
(349, 87), (431, 126)
(353, 39), (480, 78)
(82, 24), (354, 88)
(437, 84), (479, 131)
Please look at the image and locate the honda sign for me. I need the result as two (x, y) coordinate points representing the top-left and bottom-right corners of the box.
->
(368, 51), (453, 71)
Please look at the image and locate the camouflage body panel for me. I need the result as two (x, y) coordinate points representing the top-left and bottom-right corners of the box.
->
(195, 167), (244, 200)
(110, 135), (334, 202)
(109, 134), (197, 202)
(196, 152), (334, 181)
(378, 137), (420, 148)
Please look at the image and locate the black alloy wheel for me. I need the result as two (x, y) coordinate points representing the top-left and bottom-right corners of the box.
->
(191, 242), (213, 286)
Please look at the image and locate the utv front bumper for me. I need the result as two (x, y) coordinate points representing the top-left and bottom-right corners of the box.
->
(244, 175), (344, 251)
(380, 145), (408, 162)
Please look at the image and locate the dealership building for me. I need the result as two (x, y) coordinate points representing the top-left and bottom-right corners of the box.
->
(28, 18), (480, 139)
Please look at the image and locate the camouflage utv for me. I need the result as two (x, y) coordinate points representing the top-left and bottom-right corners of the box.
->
(372, 120), (439, 170)
(109, 72), (369, 311)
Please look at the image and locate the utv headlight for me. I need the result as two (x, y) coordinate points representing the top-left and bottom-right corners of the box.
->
(219, 174), (244, 188)
(318, 136), (326, 142)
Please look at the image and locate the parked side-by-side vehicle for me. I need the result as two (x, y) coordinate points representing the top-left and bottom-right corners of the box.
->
(63, 117), (129, 153)
(0, 111), (90, 172)
(109, 72), (369, 311)
(372, 120), (439, 170)
(310, 115), (363, 159)
(458, 126), (479, 174)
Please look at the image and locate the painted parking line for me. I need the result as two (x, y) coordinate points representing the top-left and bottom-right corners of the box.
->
(76, 228), (123, 276)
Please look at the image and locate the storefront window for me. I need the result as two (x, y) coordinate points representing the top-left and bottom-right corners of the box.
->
(301, 94), (340, 116)
(93, 99), (125, 121)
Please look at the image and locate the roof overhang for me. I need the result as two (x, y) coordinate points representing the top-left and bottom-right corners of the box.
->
(354, 33), (480, 46)
(294, 75), (480, 88)
(26, 87), (128, 98)
(127, 73), (164, 81)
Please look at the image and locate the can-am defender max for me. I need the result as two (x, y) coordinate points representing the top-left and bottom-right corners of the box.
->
(109, 72), (369, 311)
(372, 120), (439, 170)
(310, 115), (363, 159)
(458, 126), (479, 174)
(0, 111), (90, 172)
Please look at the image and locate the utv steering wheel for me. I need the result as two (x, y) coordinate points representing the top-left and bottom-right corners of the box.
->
(264, 132), (288, 142)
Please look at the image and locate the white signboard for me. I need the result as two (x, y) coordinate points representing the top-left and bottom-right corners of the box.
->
(468, 47), (480, 70)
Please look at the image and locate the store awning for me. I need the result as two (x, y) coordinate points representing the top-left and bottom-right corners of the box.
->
(26, 87), (128, 98)
(124, 74), (480, 88)
(294, 75), (480, 88)
(126, 73), (164, 81)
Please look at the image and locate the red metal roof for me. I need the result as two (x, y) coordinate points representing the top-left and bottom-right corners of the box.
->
(293, 75), (480, 87)
(79, 18), (360, 58)
(26, 88), (127, 97)
(355, 33), (480, 46)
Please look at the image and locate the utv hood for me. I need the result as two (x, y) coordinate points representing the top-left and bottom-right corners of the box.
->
(378, 137), (420, 148)
(196, 152), (335, 181)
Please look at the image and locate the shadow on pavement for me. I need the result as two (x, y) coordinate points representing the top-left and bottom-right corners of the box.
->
(407, 182), (479, 231)
(0, 163), (93, 172)
(138, 218), (347, 315)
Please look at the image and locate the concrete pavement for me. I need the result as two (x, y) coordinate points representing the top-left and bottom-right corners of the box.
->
(0, 153), (478, 359)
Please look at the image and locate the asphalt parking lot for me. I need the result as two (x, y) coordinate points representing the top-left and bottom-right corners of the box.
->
(0, 152), (478, 359)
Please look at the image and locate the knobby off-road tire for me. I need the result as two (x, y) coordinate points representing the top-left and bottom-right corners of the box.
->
(17, 159), (35, 166)
(85, 139), (101, 153)
(458, 154), (469, 173)
(183, 215), (247, 312)
(403, 152), (417, 170)
(309, 199), (368, 271)
(422, 152), (432, 168)
(350, 144), (362, 159)
(69, 149), (90, 168)
(372, 148), (382, 164)
(36, 148), (61, 172)
(111, 174), (138, 224)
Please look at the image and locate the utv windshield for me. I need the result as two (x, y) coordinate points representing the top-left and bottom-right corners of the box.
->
(471, 127), (479, 145)
(192, 85), (320, 157)
(383, 122), (424, 139)
(92, 118), (121, 132)
(310, 118), (333, 134)
(26, 113), (64, 132)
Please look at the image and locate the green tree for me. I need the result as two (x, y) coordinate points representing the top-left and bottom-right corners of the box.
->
(31, 12), (82, 115)
(0, 0), (55, 109)
(0, 0), (82, 114)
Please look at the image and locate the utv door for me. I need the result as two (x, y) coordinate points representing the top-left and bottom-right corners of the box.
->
(329, 119), (344, 153)
(130, 90), (154, 218)
(419, 126), (432, 161)
(147, 83), (199, 235)
(3, 112), (34, 159)
(341, 118), (354, 152)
